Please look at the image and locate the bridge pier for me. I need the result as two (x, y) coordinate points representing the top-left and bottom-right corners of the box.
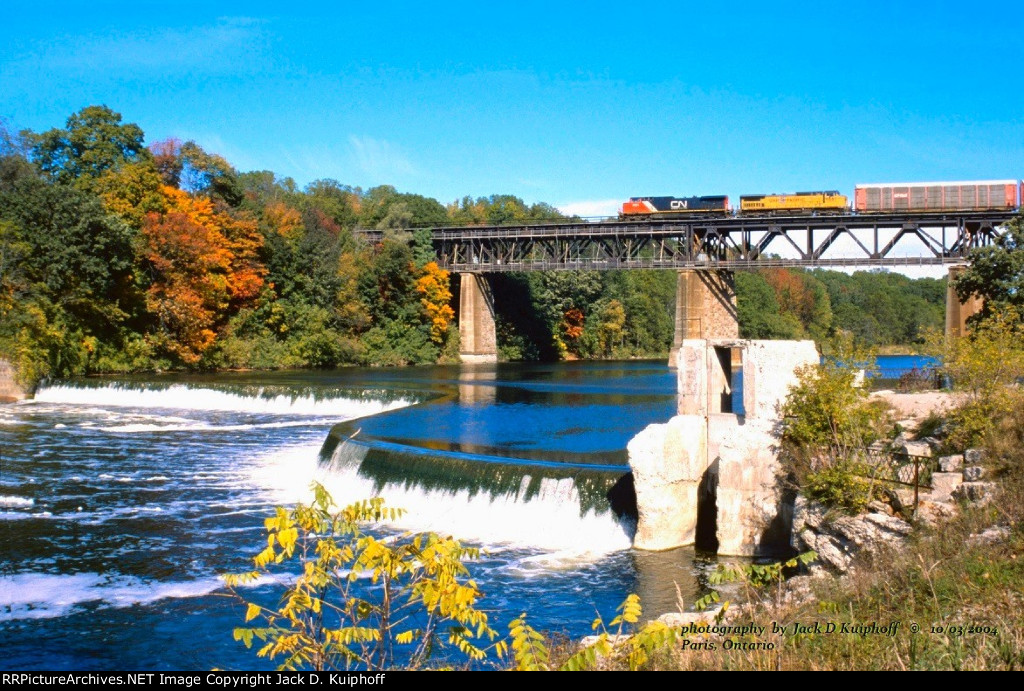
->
(945, 266), (983, 339)
(670, 270), (738, 367)
(458, 273), (497, 363)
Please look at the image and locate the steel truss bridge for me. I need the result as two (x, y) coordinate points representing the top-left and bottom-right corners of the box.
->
(357, 210), (1015, 272)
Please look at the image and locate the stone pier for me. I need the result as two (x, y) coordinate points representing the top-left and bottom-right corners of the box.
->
(670, 270), (738, 367)
(628, 339), (819, 556)
(458, 273), (497, 363)
(945, 266), (983, 339)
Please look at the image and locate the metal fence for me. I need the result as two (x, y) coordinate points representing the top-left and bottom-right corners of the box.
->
(858, 446), (938, 511)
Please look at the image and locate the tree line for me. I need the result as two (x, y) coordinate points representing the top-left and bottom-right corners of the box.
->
(0, 105), (948, 388)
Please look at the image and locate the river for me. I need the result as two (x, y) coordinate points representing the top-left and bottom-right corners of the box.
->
(0, 361), (727, 671)
(0, 355), (933, 670)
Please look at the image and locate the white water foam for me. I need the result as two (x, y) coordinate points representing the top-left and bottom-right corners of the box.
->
(0, 495), (34, 508)
(0, 572), (277, 621)
(237, 439), (633, 555)
(309, 457), (633, 555)
(34, 383), (412, 418)
(246, 441), (324, 506)
(96, 418), (343, 433)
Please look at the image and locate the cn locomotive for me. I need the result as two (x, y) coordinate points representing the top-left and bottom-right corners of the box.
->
(620, 180), (1023, 219)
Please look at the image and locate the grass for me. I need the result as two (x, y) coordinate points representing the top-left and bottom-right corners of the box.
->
(534, 429), (1024, 671)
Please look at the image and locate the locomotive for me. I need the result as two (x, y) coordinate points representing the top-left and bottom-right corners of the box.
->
(620, 180), (1023, 218)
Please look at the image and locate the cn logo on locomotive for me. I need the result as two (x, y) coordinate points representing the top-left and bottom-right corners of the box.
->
(670, 200), (689, 209)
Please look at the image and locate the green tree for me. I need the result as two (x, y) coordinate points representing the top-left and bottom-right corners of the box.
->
(179, 140), (244, 206)
(29, 105), (149, 188)
(953, 214), (1024, 321)
(735, 271), (802, 339)
(779, 339), (891, 513)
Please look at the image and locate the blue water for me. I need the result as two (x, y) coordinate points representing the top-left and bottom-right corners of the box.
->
(873, 354), (939, 381)
(0, 362), (728, 671)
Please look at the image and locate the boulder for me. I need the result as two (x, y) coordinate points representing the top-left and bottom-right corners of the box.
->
(792, 499), (912, 575)
(929, 472), (963, 502)
(916, 500), (957, 526)
(962, 466), (986, 481)
(883, 487), (916, 515)
(900, 441), (932, 458)
(964, 448), (984, 465)
(967, 524), (1011, 545)
(863, 512), (913, 537)
(867, 500), (893, 516)
(952, 482), (994, 505)
(938, 455), (964, 473)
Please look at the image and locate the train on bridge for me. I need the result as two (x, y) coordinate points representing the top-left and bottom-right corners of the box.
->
(620, 180), (1023, 219)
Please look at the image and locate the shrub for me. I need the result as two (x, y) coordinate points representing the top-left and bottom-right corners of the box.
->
(802, 463), (879, 515)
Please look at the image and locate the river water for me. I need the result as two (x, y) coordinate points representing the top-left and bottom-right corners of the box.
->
(0, 355), (932, 670)
(1, 361), (729, 671)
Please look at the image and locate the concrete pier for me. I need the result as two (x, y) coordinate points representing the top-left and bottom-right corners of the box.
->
(458, 273), (497, 363)
(670, 270), (738, 367)
(945, 266), (983, 339)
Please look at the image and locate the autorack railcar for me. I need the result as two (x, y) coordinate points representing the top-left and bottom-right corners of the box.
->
(853, 180), (1020, 212)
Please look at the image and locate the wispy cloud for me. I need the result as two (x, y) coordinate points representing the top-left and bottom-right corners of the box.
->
(6, 17), (268, 77)
(558, 199), (622, 218)
(348, 135), (417, 179)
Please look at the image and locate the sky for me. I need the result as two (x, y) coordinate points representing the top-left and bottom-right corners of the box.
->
(2, 1), (1023, 223)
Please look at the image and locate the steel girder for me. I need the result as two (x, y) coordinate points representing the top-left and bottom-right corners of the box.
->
(356, 211), (1012, 272)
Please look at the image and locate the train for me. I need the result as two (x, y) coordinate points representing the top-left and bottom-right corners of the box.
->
(620, 180), (1023, 219)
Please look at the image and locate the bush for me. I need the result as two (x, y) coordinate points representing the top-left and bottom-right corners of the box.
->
(929, 310), (1024, 455)
(802, 463), (879, 515)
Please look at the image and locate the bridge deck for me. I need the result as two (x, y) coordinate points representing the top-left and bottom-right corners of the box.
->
(356, 210), (1015, 271)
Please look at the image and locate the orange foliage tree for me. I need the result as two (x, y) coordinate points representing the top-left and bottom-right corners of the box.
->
(263, 201), (304, 242)
(415, 261), (454, 343)
(142, 186), (264, 363)
(562, 308), (585, 341)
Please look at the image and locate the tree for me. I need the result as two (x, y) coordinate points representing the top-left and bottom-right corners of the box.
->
(29, 105), (149, 187)
(179, 141), (243, 206)
(93, 160), (167, 228)
(141, 185), (264, 364)
(415, 262), (454, 344)
(930, 309), (1024, 451)
(224, 485), (502, 671)
(735, 271), (802, 339)
(953, 215), (1024, 321)
(150, 138), (184, 187)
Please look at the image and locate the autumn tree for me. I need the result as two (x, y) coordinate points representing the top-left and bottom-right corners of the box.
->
(415, 262), (454, 344)
(150, 138), (184, 187)
(93, 160), (167, 228)
(142, 186), (264, 364)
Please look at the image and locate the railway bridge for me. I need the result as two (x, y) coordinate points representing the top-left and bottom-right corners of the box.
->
(357, 210), (1014, 363)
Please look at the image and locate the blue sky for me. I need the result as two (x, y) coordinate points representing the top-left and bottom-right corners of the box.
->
(2, 1), (1023, 218)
